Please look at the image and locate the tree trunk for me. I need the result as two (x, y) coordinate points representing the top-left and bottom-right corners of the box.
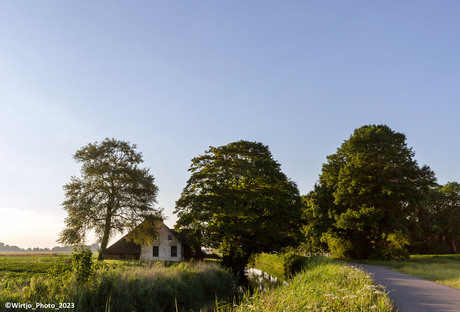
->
(452, 238), (457, 253)
(97, 207), (112, 261)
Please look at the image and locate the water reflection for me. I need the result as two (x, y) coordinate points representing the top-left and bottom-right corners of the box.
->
(244, 267), (284, 292)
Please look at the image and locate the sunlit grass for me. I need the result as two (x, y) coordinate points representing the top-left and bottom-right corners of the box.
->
(0, 258), (235, 312)
(223, 256), (395, 312)
(0, 254), (72, 278)
(357, 254), (460, 289)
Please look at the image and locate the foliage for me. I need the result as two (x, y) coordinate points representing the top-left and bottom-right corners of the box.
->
(224, 256), (395, 312)
(410, 181), (460, 253)
(0, 260), (236, 312)
(175, 140), (303, 274)
(47, 254), (72, 280)
(303, 125), (436, 259)
(72, 247), (94, 285)
(434, 182), (460, 252)
(58, 138), (162, 260)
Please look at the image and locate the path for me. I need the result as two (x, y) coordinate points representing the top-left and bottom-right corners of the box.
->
(353, 263), (460, 312)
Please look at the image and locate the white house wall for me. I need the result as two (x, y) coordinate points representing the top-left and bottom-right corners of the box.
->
(140, 224), (183, 261)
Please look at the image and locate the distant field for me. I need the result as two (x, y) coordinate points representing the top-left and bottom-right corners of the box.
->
(356, 254), (460, 289)
(0, 252), (65, 256)
(0, 253), (72, 279)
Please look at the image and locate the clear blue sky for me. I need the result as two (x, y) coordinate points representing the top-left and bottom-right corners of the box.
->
(1, 1), (459, 248)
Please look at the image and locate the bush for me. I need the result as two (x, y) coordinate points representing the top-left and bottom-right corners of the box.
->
(47, 255), (72, 280)
(322, 234), (355, 259)
(371, 232), (410, 261)
(72, 247), (94, 285)
(283, 252), (307, 278)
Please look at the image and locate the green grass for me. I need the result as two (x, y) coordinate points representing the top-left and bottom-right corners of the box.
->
(249, 253), (286, 280)
(224, 256), (395, 312)
(355, 254), (460, 289)
(0, 254), (72, 279)
(249, 252), (309, 281)
(0, 255), (236, 312)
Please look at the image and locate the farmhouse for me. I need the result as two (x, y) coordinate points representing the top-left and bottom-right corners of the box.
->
(104, 221), (201, 261)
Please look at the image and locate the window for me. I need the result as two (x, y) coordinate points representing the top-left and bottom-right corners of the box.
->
(153, 246), (159, 257)
(171, 246), (177, 257)
(168, 235), (172, 240)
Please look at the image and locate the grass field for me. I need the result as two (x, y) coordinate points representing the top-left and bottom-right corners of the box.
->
(356, 254), (460, 289)
(0, 253), (235, 311)
(224, 256), (395, 312)
(0, 253), (72, 279)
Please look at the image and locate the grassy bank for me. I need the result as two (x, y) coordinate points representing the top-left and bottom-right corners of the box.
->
(0, 259), (235, 312)
(226, 256), (395, 312)
(249, 252), (307, 280)
(357, 254), (460, 289)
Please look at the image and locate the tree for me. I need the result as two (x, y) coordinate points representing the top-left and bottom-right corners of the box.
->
(304, 125), (436, 259)
(174, 140), (303, 274)
(58, 138), (162, 260)
(300, 182), (335, 254)
(434, 182), (460, 252)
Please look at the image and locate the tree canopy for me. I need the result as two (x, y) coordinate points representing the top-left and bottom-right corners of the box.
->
(431, 182), (460, 253)
(303, 125), (436, 259)
(174, 140), (303, 274)
(58, 138), (162, 260)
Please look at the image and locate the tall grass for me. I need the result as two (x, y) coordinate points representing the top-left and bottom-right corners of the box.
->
(0, 261), (236, 312)
(224, 256), (395, 312)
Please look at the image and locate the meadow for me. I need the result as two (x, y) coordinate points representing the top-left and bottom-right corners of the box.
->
(7, 252), (459, 311)
(357, 254), (460, 289)
(0, 253), (72, 279)
(0, 253), (236, 312)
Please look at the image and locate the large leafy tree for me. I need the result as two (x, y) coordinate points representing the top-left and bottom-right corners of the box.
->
(58, 138), (162, 260)
(433, 182), (460, 252)
(175, 140), (303, 274)
(304, 125), (435, 259)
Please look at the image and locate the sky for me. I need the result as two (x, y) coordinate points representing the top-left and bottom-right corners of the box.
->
(1, 1), (459, 248)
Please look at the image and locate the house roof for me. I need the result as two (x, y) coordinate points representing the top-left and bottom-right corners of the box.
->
(172, 229), (189, 245)
(104, 221), (192, 255)
(104, 235), (141, 255)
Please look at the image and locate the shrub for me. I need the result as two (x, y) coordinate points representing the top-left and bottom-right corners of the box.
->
(72, 247), (94, 285)
(283, 252), (307, 278)
(47, 254), (72, 280)
(370, 232), (410, 261)
(322, 234), (354, 259)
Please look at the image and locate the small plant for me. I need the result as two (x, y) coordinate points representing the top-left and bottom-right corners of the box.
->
(47, 254), (72, 280)
(71, 247), (94, 285)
